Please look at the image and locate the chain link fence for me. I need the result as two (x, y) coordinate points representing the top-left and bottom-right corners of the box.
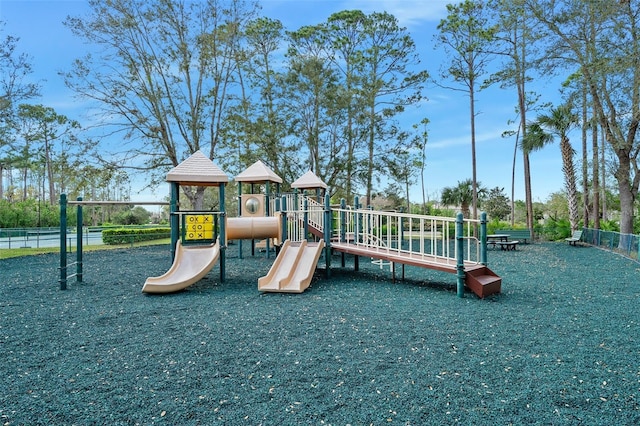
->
(582, 227), (639, 262)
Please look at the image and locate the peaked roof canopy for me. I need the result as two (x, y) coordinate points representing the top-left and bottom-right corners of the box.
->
(291, 170), (328, 189)
(166, 150), (228, 185)
(234, 160), (282, 183)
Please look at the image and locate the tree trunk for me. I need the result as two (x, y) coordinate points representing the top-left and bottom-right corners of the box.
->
(581, 82), (589, 227)
(470, 75), (478, 221)
(592, 114), (600, 230)
(615, 151), (636, 236)
(600, 127), (606, 222)
(560, 136), (579, 231)
(366, 102), (375, 207)
(45, 137), (56, 205)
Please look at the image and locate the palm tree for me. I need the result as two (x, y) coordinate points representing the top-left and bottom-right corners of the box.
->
(523, 103), (580, 231)
(441, 178), (484, 218)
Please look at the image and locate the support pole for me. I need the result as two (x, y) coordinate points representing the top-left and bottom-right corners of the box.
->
(280, 196), (288, 241)
(354, 196), (360, 272)
(238, 182), (243, 259)
(59, 194), (67, 290)
(76, 197), (83, 282)
(303, 197), (309, 241)
(340, 198), (346, 267)
(480, 211), (487, 266)
(324, 193), (331, 278)
(266, 183), (271, 258)
(170, 182), (179, 262)
(219, 184), (226, 282)
(456, 212), (465, 298)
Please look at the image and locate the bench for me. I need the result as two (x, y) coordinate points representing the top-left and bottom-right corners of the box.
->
(565, 230), (582, 246)
(494, 229), (532, 244)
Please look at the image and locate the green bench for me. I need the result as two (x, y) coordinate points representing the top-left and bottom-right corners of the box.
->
(494, 229), (532, 244)
(565, 230), (582, 246)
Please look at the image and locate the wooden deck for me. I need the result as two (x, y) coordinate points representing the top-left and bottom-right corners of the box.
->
(330, 242), (482, 274)
(331, 241), (501, 298)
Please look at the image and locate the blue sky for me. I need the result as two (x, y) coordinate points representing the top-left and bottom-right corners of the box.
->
(1, 0), (569, 204)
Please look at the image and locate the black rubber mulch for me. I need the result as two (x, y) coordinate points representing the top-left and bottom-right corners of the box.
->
(1, 242), (639, 425)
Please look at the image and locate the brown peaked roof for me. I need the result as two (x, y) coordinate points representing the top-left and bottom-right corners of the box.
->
(166, 150), (228, 185)
(234, 160), (283, 183)
(291, 170), (327, 189)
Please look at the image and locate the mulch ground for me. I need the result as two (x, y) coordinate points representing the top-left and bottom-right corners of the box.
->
(1, 241), (639, 425)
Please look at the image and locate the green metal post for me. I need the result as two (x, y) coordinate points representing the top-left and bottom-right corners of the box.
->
(340, 198), (346, 243)
(238, 182), (243, 259)
(324, 193), (331, 277)
(219, 184), (226, 282)
(266, 183), (271, 258)
(303, 197), (309, 241)
(281, 196), (288, 241)
(480, 211), (487, 266)
(456, 212), (465, 298)
(170, 182), (179, 262)
(59, 194), (67, 290)
(76, 197), (83, 282)
(340, 198), (346, 267)
(354, 196), (360, 271)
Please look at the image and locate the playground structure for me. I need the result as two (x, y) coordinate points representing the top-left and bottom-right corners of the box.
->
(60, 151), (502, 298)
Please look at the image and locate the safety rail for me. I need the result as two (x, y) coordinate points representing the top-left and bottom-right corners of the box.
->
(332, 207), (482, 267)
(276, 195), (484, 269)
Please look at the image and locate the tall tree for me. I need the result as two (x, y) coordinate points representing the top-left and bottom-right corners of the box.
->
(527, 0), (640, 238)
(16, 104), (82, 204)
(384, 128), (422, 213)
(0, 24), (40, 200)
(324, 10), (368, 204)
(241, 17), (290, 176)
(412, 118), (430, 214)
(436, 0), (496, 222)
(488, 0), (543, 233)
(63, 0), (257, 208)
(484, 186), (511, 220)
(359, 11), (428, 207)
(524, 103), (580, 231)
(285, 27), (348, 189)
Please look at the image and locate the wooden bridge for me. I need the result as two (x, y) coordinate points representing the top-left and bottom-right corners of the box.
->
(275, 194), (502, 298)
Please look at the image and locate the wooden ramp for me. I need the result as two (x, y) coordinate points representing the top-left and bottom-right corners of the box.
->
(331, 242), (501, 298)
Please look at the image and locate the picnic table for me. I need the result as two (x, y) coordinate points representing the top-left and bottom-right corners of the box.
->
(487, 234), (519, 251)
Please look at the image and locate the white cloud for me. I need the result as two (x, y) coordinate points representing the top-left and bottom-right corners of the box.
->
(341, 0), (449, 27)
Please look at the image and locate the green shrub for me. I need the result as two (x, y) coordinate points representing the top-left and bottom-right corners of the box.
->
(102, 227), (170, 245)
(539, 218), (571, 241)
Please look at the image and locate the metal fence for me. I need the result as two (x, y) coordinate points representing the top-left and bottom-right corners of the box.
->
(0, 226), (169, 250)
(582, 227), (640, 261)
(0, 227), (104, 250)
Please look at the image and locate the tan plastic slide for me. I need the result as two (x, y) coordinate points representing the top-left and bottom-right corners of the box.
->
(142, 240), (220, 294)
(258, 239), (325, 293)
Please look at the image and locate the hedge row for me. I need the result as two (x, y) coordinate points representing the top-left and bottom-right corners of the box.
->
(102, 227), (170, 245)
